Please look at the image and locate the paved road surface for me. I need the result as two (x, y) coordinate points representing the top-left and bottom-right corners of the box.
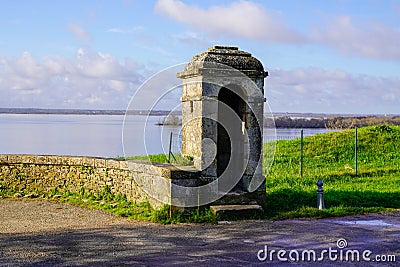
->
(0, 199), (399, 266)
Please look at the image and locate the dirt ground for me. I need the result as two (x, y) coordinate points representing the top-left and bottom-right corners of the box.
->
(0, 198), (399, 266)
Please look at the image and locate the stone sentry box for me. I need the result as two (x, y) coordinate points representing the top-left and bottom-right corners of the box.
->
(177, 46), (268, 206)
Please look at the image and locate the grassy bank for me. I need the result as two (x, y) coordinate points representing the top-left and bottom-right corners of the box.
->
(124, 125), (400, 220)
(0, 186), (216, 224)
(265, 125), (400, 219)
(123, 153), (193, 166)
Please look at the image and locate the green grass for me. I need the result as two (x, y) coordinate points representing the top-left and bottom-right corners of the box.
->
(1, 125), (399, 223)
(122, 153), (193, 166)
(0, 186), (216, 224)
(265, 125), (400, 219)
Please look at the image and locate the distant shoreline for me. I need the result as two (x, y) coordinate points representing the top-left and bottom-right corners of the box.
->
(0, 108), (178, 116)
(1, 108), (399, 129)
(0, 108), (397, 117)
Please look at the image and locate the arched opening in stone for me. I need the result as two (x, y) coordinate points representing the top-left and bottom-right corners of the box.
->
(217, 85), (246, 182)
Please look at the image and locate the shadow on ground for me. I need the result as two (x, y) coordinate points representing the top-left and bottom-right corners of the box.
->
(1, 215), (400, 266)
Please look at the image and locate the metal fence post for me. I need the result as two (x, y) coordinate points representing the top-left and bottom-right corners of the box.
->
(300, 129), (304, 177)
(354, 127), (358, 176)
(168, 132), (177, 164)
(168, 132), (173, 163)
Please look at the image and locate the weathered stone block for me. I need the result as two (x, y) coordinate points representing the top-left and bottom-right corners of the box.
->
(94, 158), (106, 168)
(210, 204), (263, 219)
(67, 156), (83, 166)
(7, 155), (22, 164)
(46, 156), (62, 165)
(106, 159), (120, 169)
(0, 154), (8, 164)
(81, 157), (95, 167)
(119, 160), (129, 170)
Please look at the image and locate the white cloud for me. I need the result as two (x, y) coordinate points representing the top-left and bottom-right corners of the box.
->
(106, 26), (144, 33)
(1, 50), (399, 114)
(267, 67), (400, 114)
(0, 49), (144, 109)
(154, 0), (304, 43)
(106, 28), (125, 33)
(155, 1), (400, 61)
(311, 15), (400, 60)
(66, 23), (92, 41)
(172, 32), (212, 47)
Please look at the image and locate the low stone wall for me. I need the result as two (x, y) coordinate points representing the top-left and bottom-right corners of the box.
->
(0, 154), (199, 208)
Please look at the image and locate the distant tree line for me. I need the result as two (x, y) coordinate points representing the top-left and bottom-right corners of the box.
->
(156, 114), (181, 125)
(323, 116), (400, 129)
(270, 116), (400, 129)
(273, 117), (325, 128)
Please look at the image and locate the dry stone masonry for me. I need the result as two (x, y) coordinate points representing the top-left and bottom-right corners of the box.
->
(0, 154), (198, 208)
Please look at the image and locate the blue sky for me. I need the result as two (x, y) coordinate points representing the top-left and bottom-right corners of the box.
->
(0, 0), (399, 114)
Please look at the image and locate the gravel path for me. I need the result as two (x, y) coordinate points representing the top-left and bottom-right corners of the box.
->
(1, 199), (400, 266)
(0, 199), (133, 234)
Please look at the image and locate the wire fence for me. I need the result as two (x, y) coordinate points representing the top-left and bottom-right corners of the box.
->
(167, 129), (321, 165)
(167, 132), (185, 164)
(275, 135), (299, 141)
(284, 126), (400, 178)
(269, 128), (359, 178)
(167, 126), (399, 176)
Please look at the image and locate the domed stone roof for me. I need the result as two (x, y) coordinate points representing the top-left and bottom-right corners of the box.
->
(177, 46), (267, 79)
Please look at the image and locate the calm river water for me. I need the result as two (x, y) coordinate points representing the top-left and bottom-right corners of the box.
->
(0, 114), (333, 157)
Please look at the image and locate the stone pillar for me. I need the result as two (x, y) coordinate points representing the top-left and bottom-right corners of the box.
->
(177, 46), (267, 205)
